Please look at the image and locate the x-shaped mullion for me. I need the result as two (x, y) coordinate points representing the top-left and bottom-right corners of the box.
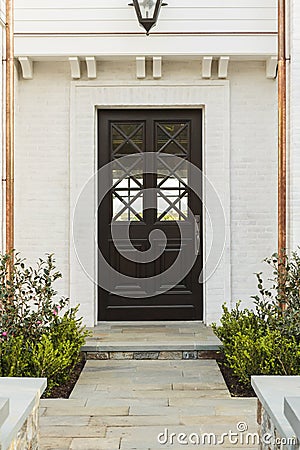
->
(112, 123), (144, 155)
(157, 123), (188, 154)
(112, 157), (143, 190)
(113, 190), (143, 222)
(157, 157), (189, 190)
(157, 189), (188, 221)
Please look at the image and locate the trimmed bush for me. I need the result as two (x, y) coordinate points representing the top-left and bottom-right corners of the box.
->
(0, 253), (90, 395)
(213, 250), (300, 389)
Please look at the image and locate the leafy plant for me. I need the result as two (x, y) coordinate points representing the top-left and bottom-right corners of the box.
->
(0, 252), (90, 396)
(251, 250), (300, 341)
(213, 249), (300, 389)
(219, 327), (300, 385)
(213, 302), (268, 348)
(0, 252), (68, 340)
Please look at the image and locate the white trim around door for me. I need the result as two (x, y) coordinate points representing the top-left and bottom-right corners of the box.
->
(70, 80), (230, 327)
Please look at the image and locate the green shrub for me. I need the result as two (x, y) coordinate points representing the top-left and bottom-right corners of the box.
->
(213, 250), (300, 389)
(0, 336), (27, 377)
(29, 332), (80, 392)
(221, 327), (300, 385)
(251, 251), (300, 342)
(213, 302), (268, 348)
(0, 252), (90, 396)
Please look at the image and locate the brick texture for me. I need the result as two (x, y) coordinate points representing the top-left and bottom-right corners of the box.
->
(14, 60), (277, 324)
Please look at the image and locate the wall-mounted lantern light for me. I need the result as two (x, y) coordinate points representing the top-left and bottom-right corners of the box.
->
(129, 0), (167, 35)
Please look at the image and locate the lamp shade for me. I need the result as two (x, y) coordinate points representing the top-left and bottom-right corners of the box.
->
(131, 0), (167, 35)
(137, 0), (157, 18)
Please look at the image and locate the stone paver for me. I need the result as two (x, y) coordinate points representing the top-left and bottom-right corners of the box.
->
(40, 437), (72, 450)
(83, 321), (222, 353)
(70, 437), (121, 449)
(40, 359), (258, 449)
(40, 416), (91, 427)
(43, 405), (129, 416)
(40, 426), (106, 438)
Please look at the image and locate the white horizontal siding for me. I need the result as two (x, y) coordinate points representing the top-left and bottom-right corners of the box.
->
(15, 8), (276, 21)
(15, 21), (276, 34)
(15, 0), (276, 8)
(15, 0), (277, 34)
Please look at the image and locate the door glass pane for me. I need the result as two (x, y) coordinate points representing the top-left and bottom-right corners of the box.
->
(157, 166), (188, 221)
(112, 122), (144, 157)
(156, 122), (190, 221)
(156, 122), (189, 155)
(111, 122), (144, 221)
(113, 190), (143, 221)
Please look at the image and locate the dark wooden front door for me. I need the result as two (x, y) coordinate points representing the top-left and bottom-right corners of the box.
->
(98, 109), (203, 321)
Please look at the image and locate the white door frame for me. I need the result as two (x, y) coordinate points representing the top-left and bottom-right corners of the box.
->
(70, 80), (231, 326)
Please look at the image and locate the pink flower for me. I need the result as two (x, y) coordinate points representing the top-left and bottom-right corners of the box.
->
(37, 321), (42, 325)
(53, 310), (58, 315)
(2, 332), (7, 337)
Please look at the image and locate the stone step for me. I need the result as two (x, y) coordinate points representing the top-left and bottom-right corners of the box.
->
(82, 322), (222, 358)
(83, 349), (221, 360)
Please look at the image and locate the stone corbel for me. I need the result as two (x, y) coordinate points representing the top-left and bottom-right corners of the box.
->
(69, 57), (81, 79)
(202, 57), (213, 79)
(266, 56), (278, 79)
(218, 57), (230, 79)
(136, 57), (146, 79)
(153, 57), (162, 79)
(86, 57), (97, 79)
(18, 57), (33, 80)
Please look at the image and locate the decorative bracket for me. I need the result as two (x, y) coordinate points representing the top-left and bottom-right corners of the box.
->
(136, 56), (146, 79)
(86, 57), (97, 79)
(69, 57), (81, 79)
(202, 57), (213, 79)
(153, 56), (162, 79)
(18, 57), (33, 80)
(218, 57), (230, 79)
(266, 56), (278, 79)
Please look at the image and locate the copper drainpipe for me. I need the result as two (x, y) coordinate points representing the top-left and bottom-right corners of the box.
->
(278, 0), (287, 308)
(5, 0), (14, 260)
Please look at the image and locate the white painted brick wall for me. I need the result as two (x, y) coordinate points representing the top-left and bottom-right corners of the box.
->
(289, 0), (300, 253)
(0, 0), (5, 252)
(15, 60), (277, 324)
(0, 27), (3, 253)
(15, 62), (70, 297)
(230, 61), (277, 309)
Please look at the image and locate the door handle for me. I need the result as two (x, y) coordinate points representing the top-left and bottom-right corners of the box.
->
(195, 215), (201, 254)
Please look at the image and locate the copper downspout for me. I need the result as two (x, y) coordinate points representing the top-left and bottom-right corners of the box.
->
(5, 0), (14, 257)
(278, 0), (287, 308)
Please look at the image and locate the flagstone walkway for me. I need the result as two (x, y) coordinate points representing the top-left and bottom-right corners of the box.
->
(39, 359), (258, 450)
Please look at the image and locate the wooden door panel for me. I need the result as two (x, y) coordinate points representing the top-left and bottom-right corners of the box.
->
(98, 109), (203, 321)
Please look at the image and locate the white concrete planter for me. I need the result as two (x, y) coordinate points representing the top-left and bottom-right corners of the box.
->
(252, 376), (300, 450)
(0, 378), (46, 450)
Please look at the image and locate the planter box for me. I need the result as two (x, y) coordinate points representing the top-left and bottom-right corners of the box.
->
(0, 378), (46, 450)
